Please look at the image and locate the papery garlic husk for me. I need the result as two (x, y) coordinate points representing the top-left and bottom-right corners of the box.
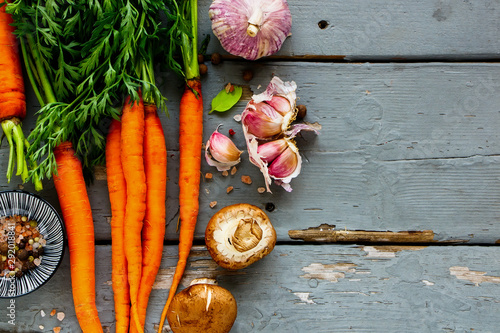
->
(205, 127), (243, 172)
(209, 0), (292, 60)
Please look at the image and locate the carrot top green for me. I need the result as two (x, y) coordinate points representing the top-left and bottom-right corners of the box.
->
(6, 0), (169, 182)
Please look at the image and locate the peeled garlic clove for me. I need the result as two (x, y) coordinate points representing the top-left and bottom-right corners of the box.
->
(205, 127), (243, 172)
(209, 0), (292, 60)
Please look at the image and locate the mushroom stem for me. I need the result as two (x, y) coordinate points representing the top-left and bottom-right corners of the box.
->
(232, 219), (263, 252)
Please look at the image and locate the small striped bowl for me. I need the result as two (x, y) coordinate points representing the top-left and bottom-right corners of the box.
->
(0, 190), (65, 298)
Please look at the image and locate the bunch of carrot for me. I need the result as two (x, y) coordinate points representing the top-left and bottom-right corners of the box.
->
(6, 0), (169, 332)
(106, 95), (167, 333)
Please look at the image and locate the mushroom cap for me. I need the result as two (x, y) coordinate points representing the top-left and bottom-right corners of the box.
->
(205, 203), (277, 270)
(166, 279), (237, 333)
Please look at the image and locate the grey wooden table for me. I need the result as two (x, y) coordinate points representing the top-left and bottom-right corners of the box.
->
(1, 1), (500, 332)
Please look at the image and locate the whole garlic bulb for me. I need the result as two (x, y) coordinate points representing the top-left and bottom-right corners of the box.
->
(209, 0), (292, 60)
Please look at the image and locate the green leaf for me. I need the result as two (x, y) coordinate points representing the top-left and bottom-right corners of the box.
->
(210, 86), (243, 114)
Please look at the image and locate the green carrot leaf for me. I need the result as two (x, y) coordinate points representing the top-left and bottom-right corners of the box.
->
(210, 85), (243, 113)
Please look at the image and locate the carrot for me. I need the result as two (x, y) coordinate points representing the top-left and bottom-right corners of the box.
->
(0, 3), (25, 123)
(129, 104), (167, 333)
(158, 78), (203, 331)
(120, 95), (147, 332)
(0, 3), (42, 188)
(105, 118), (130, 333)
(53, 141), (103, 333)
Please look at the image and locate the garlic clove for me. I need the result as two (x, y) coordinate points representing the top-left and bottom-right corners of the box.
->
(205, 127), (243, 172)
(241, 101), (284, 140)
(256, 138), (288, 164)
(209, 0), (292, 60)
(268, 144), (300, 179)
(266, 95), (292, 116)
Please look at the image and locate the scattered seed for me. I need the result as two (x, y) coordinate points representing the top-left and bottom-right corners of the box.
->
(242, 69), (253, 82)
(57, 312), (65, 321)
(241, 175), (252, 185)
(199, 64), (208, 75)
(211, 53), (222, 65)
(230, 166), (237, 175)
(50, 309), (56, 316)
(228, 129), (236, 136)
(226, 186), (234, 194)
(197, 54), (204, 63)
(222, 170), (229, 177)
(39, 325), (44, 330)
(53, 327), (61, 333)
(40, 310), (46, 317)
(205, 172), (213, 180)
(257, 187), (266, 194)
(209, 201), (217, 208)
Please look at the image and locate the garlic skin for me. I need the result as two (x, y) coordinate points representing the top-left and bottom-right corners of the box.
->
(205, 127), (243, 172)
(209, 0), (292, 60)
(240, 76), (321, 192)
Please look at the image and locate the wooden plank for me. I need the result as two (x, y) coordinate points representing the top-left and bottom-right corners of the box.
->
(1, 62), (499, 243)
(198, 0), (500, 59)
(1, 244), (499, 332)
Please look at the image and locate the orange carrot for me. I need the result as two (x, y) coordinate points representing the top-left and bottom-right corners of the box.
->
(158, 78), (203, 330)
(0, 3), (25, 123)
(53, 141), (103, 333)
(120, 96), (147, 332)
(105, 119), (130, 333)
(129, 104), (167, 333)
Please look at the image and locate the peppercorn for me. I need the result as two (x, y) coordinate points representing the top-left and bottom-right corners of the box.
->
(265, 202), (276, 212)
(18, 241), (26, 249)
(211, 52), (222, 65)
(38, 247), (44, 256)
(242, 69), (253, 82)
(198, 54), (204, 63)
(18, 249), (29, 261)
(199, 63), (208, 75)
(15, 270), (22, 278)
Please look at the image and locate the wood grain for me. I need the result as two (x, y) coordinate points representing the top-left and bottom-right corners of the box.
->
(1, 245), (499, 332)
(199, 0), (500, 60)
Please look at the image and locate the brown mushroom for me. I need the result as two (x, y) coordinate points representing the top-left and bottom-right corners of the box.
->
(205, 203), (277, 270)
(166, 278), (237, 333)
